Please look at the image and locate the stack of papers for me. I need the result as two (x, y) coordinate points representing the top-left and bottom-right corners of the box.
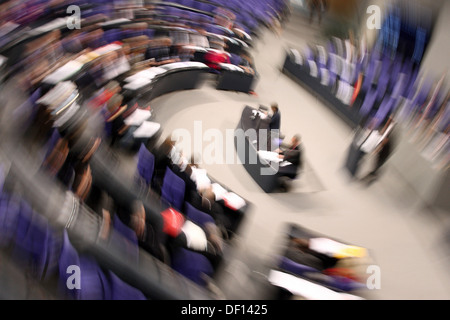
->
(124, 109), (151, 126)
(257, 150), (282, 163)
(252, 109), (267, 119)
(222, 192), (246, 210)
(161, 61), (208, 70)
(37, 81), (77, 107)
(43, 61), (84, 84)
(308, 238), (367, 259)
(268, 270), (364, 300)
(92, 43), (123, 56)
(132, 121), (161, 138)
(219, 63), (244, 72)
(124, 67), (167, 83)
(183, 45), (208, 52)
(190, 168), (211, 190)
(211, 183), (228, 201)
(123, 78), (153, 90)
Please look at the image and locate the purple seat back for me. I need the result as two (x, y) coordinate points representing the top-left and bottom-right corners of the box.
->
(359, 87), (379, 118)
(184, 202), (215, 228)
(171, 247), (214, 286)
(58, 231), (81, 300)
(108, 271), (147, 300)
(279, 256), (319, 276)
(136, 143), (155, 186)
(161, 167), (186, 212)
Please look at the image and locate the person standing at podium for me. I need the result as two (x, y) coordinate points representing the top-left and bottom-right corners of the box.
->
(269, 103), (281, 132)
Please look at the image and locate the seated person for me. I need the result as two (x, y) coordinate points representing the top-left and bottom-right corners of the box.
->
(145, 37), (180, 66)
(276, 134), (303, 180)
(104, 93), (129, 145)
(104, 93), (158, 150)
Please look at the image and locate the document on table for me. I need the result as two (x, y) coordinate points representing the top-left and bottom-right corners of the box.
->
(268, 270), (364, 300)
(43, 60), (84, 84)
(124, 109), (151, 126)
(222, 192), (246, 210)
(211, 183), (228, 201)
(257, 150), (282, 163)
(132, 121), (160, 138)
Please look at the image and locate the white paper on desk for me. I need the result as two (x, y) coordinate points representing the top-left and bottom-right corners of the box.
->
(29, 18), (67, 35)
(190, 168), (211, 190)
(222, 192), (245, 210)
(219, 63), (244, 72)
(124, 109), (151, 126)
(37, 81), (77, 105)
(257, 150), (282, 163)
(211, 183), (227, 201)
(125, 69), (162, 83)
(251, 110), (267, 119)
(279, 161), (292, 167)
(43, 60), (84, 84)
(360, 130), (382, 153)
(183, 45), (207, 52)
(100, 18), (131, 26)
(123, 78), (152, 90)
(132, 121), (160, 138)
(93, 43), (122, 56)
(268, 270), (364, 300)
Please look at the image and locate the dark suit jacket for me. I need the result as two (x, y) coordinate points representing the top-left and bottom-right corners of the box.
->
(278, 145), (302, 179)
(269, 111), (281, 131)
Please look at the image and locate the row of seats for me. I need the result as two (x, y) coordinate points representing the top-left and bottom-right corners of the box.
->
(289, 34), (448, 141)
(0, 185), (147, 299)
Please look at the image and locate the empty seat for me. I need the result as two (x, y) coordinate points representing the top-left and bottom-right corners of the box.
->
(107, 270), (147, 300)
(171, 247), (214, 287)
(161, 167), (186, 212)
(136, 143), (155, 187)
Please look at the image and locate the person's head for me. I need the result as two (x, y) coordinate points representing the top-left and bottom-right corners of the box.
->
(104, 80), (121, 95)
(131, 200), (146, 219)
(271, 103), (278, 114)
(291, 134), (301, 146)
(107, 94), (124, 113)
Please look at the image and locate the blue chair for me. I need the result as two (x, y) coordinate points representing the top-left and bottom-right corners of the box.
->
(11, 87), (41, 130)
(359, 87), (379, 118)
(136, 143), (155, 187)
(0, 194), (21, 248)
(58, 230), (109, 300)
(161, 167), (186, 212)
(78, 254), (107, 300)
(58, 231), (81, 300)
(12, 200), (50, 280)
(373, 96), (397, 128)
(111, 215), (139, 266)
(107, 270), (147, 300)
(184, 202), (215, 228)
(279, 256), (320, 276)
(171, 247), (214, 287)
(42, 128), (61, 163)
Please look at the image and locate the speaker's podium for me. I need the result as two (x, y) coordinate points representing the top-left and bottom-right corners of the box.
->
(235, 105), (282, 193)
